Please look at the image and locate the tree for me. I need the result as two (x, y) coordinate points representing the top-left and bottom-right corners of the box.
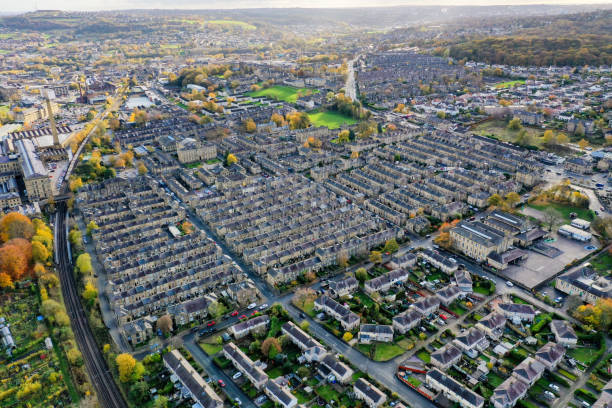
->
(116, 353), (137, 383)
(556, 133), (570, 144)
(542, 207), (563, 232)
(69, 177), (83, 192)
(342, 332), (353, 342)
(299, 320), (310, 332)
(86, 221), (99, 236)
(76, 253), (93, 275)
(153, 396), (169, 408)
(208, 300), (223, 318)
(67, 348), (83, 366)
(292, 288), (316, 309)
(286, 111), (311, 130)
(350, 151), (359, 159)
(383, 238), (399, 253)
(128, 381), (149, 405)
(488, 194), (504, 207)
(434, 232), (451, 248)
(337, 252), (349, 269)
(32, 241), (49, 263)
(156, 314), (173, 334)
(542, 130), (556, 145)
(40, 273), (59, 288)
(296, 366), (310, 379)
(0, 272), (13, 289)
(136, 161), (148, 175)
(566, 295), (583, 314)
(337, 129), (350, 143)
(0, 212), (34, 242)
(270, 113), (285, 127)
(355, 267), (367, 283)
(573, 298), (612, 331)
(181, 221), (194, 234)
(261, 337), (281, 358)
(8, 238), (32, 264)
(369, 250), (382, 264)
(505, 192), (521, 208)
(226, 153), (238, 166)
(83, 281), (98, 304)
(244, 118), (256, 133)
(0, 244), (28, 281)
(577, 138), (590, 150)
(507, 117), (522, 131)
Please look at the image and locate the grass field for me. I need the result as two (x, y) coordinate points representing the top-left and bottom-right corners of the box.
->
(473, 119), (570, 150)
(373, 343), (405, 361)
(591, 252), (612, 275)
(569, 347), (601, 366)
(495, 80), (526, 89)
(308, 111), (357, 129)
(206, 20), (256, 30)
(416, 349), (431, 363)
(200, 342), (222, 356)
(247, 85), (317, 103)
(526, 202), (594, 223)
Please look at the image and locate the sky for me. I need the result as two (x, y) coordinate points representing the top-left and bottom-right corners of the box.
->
(7, 0), (612, 12)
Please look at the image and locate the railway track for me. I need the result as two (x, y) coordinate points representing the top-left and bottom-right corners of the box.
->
(54, 202), (128, 408)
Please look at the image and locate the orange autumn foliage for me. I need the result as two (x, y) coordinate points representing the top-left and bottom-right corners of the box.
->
(0, 212), (34, 242)
(0, 243), (28, 281)
(7, 238), (32, 265)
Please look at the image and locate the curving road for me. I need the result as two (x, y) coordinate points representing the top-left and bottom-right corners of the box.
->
(55, 202), (128, 408)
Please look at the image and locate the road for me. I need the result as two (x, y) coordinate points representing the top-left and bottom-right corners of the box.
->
(55, 203), (128, 408)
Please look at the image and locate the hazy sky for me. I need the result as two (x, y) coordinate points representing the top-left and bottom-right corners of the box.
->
(9, 0), (612, 12)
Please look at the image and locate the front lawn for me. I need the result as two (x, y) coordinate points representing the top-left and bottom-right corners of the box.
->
(316, 384), (339, 402)
(569, 347), (600, 366)
(200, 342), (222, 356)
(558, 368), (577, 381)
(416, 349), (431, 363)
(487, 372), (506, 388)
(307, 110), (357, 129)
(591, 252), (612, 275)
(374, 343), (405, 361)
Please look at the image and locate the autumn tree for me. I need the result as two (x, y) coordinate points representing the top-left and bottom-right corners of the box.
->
(0, 243), (28, 281)
(355, 267), (368, 283)
(434, 232), (452, 248)
(342, 332), (353, 342)
(261, 337), (281, 358)
(76, 253), (93, 275)
(82, 281), (98, 305)
(226, 153), (238, 166)
(86, 221), (99, 236)
(383, 238), (399, 254)
(556, 133), (570, 144)
(369, 250), (382, 264)
(116, 353), (137, 383)
(573, 298), (612, 331)
(181, 221), (194, 234)
(8, 238), (32, 264)
(542, 130), (556, 145)
(337, 129), (350, 143)
(292, 288), (316, 309)
(156, 314), (173, 334)
(0, 272), (13, 289)
(488, 194), (504, 208)
(337, 251), (349, 269)
(67, 348), (83, 366)
(32, 241), (49, 263)
(507, 117), (522, 131)
(244, 118), (256, 133)
(208, 300), (223, 318)
(270, 113), (285, 127)
(505, 192), (521, 208)
(577, 138), (590, 150)
(0, 212), (34, 242)
(69, 177), (84, 192)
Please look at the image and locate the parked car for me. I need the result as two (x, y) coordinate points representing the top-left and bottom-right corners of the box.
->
(218, 379), (225, 387)
(259, 303), (268, 310)
(207, 321), (216, 327)
(231, 310), (238, 317)
(239, 314), (247, 320)
(247, 303), (257, 310)
(506, 281), (514, 287)
(232, 372), (243, 380)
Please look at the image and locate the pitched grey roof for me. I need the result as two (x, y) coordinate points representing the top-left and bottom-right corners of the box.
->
(550, 320), (578, 341)
(431, 343), (462, 366)
(427, 368), (485, 407)
(493, 377), (529, 408)
(535, 342), (566, 366)
(354, 378), (385, 405)
(513, 357), (545, 383)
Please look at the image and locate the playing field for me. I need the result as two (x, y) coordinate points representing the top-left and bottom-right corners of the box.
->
(308, 111), (357, 129)
(495, 80), (526, 89)
(247, 85), (317, 103)
(206, 20), (256, 30)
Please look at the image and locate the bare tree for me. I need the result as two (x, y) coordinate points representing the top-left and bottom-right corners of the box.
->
(542, 207), (563, 232)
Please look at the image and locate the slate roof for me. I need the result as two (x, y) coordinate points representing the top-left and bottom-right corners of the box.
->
(535, 342), (566, 368)
(492, 377), (529, 408)
(354, 378), (386, 405)
(550, 320), (578, 341)
(427, 368), (485, 407)
(513, 357), (545, 383)
(431, 343), (462, 367)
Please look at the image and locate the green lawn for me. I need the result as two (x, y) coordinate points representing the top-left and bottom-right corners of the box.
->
(526, 203), (594, 223)
(512, 296), (530, 305)
(416, 349), (431, 363)
(487, 372), (506, 388)
(473, 119), (570, 150)
(307, 111), (357, 129)
(300, 299), (316, 317)
(405, 376), (422, 387)
(373, 343), (405, 361)
(591, 252), (612, 275)
(495, 80), (526, 89)
(569, 347), (600, 366)
(316, 384), (339, 402)
(200, 342), (222, 356)
(558, 368), (578, 381)
(267, 366), (284, 379)
(247, 85), (317, 103)
(206, 20), (256, 30)
(448, 302), (467, 316)
(355, 291), (374, 307)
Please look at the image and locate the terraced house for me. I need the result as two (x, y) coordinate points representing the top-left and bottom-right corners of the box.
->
(78, 177), (253, 344)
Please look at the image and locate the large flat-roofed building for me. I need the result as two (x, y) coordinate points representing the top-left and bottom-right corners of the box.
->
(15, 139), (52, 200)
(558, 224), (592, 242)
(450, 221), (509, 262)
(163, 349), (223, 408)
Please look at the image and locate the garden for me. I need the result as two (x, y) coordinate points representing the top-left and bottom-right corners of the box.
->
(246, 85), (318, 104)
(307, 110), (357, 129)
